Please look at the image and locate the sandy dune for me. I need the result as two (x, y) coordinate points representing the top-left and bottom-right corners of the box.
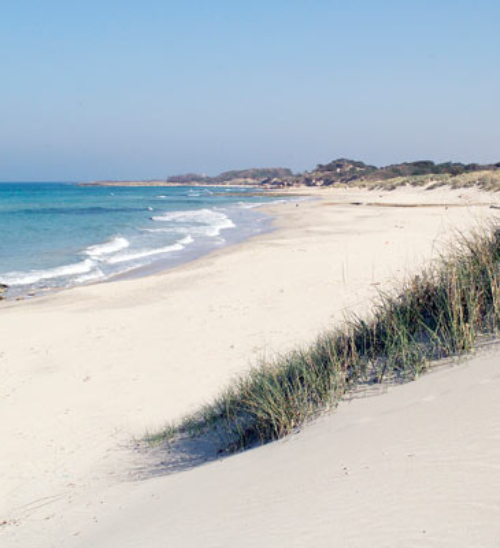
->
(72, 351), (500, 548)
(1, 186), (499, 546)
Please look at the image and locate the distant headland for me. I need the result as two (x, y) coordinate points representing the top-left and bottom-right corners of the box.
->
(80, 158), (500, 190)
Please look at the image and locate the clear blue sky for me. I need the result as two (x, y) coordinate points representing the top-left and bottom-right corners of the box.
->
(1, 0), (499, 181)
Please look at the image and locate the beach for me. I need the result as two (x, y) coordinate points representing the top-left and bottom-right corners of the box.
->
(2, 185), (500, 547)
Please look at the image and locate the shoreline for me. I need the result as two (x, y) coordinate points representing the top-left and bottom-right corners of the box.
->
(9, 183), (496, 306)
(0, 190), (292, 303)
(2, 185), (500, 546)
(3, 183), (499, 305)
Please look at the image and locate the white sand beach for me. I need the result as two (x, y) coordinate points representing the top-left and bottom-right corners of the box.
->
(1, 186), (500, 547)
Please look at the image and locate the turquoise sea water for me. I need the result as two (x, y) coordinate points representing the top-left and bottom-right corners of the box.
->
(0, 183), (283, 297)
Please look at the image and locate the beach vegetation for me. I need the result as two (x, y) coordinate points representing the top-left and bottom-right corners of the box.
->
(291, 159), (500, 190)
(152, 225), (500, 453)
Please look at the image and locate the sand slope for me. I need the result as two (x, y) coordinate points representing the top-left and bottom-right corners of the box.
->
(1, 186), (499, 546)
(72, 351), (500, 548)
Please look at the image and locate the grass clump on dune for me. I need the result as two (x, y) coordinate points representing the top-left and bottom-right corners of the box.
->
(161, 226), (500, 452)
(350, 169), (500, 192)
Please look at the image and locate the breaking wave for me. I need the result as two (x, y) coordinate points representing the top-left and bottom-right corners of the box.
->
(84, 236), (130, 258)
(0, 259), (96, 286)
(152, 208), (235, 237)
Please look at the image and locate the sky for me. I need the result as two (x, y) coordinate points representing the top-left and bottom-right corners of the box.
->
(0, 0), (499, 181)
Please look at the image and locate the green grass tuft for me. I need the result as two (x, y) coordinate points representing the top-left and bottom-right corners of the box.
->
(156, 225), (500, 452)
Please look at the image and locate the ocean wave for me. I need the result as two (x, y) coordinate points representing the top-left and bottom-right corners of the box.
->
(105, 243), (185, 265)
(0, 259), (95, 286)
(139, 227), (170, 233)
(84, 236), (130, 258)
(238, 199), (287, 209)
(142, 226), (203, 237)
(237, 202), (265, 209)
(75, 268), (106, 284)
(152, 208), (235, 237)
(178, 235), (194, 245)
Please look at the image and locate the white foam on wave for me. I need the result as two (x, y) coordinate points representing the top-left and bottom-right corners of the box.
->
(142, 226), (205, 237)
(139, 227), (170, 233)
(152, 208), (235, 237)
(237, 201), (265, 209)
(0, 259), (96, 286)
(178, 235), (194, 245)
(75, 267), (106, 284)
(105, 243), (184, 265)
(84, 236), (130, 258)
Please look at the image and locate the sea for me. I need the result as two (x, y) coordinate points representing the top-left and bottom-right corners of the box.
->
(0, 183), (285, 298)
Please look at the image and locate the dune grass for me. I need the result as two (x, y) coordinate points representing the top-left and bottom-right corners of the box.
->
(346, 169), (500, 192)
(154, 225), (500, 453)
